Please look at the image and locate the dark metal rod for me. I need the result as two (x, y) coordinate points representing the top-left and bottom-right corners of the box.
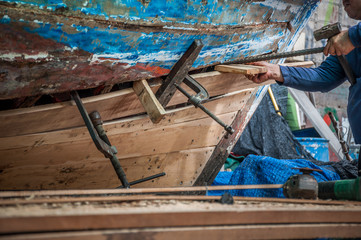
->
(175, 84), (234, 135)
(71, 91), (113, 158)
(328, 111), (352, 162)
(226, 47), (324, 65)
(71, 91), (100, 147)
(90, 111), (111, 146)
(117, 172), (166, 188)
(71, 91), (130, 188)
(110, 156), (130, 188)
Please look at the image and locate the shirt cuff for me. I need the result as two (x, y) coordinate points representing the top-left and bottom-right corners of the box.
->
(348, 24), (361, 48)
(278, 65), (289, 86)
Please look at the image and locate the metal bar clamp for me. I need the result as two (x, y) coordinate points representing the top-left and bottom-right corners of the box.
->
(71, 91), (165, 188)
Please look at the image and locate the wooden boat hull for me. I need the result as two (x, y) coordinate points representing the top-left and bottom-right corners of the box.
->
(0, 70), (271, 190)
(0, 0), (319, 99)
(0, 0), (320, 190)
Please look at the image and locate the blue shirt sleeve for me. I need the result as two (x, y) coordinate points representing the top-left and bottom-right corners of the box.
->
(348, 22), (361, 47)
(279, 55), (346, 92)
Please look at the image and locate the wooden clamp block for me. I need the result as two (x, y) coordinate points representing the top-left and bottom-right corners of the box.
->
(133, 80), (166, 124)
(215, 64), (267, 75)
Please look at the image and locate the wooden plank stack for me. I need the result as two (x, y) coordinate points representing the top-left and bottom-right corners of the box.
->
(1, 189), (361, 240)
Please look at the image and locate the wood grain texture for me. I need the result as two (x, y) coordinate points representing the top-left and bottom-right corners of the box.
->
(133, 79), (165, 123)
(0, 89), (251, 150)
(2, 194), (359, 206)
(215, 64), (267, 74)
(0, 89), (253, 189)
(3, 224), (361, 240)
(0, 196), (360, 235)
(0, 71), (261, 137)
(0, 61), (306, 137)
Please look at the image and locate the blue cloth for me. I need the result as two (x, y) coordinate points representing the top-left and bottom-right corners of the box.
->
(208, 171), (233, 196)
(280, 23), (361, 144)
(211, 155), (340, 198)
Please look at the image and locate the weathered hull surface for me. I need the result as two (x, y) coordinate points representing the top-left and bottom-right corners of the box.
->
(0, 0), (319, 99)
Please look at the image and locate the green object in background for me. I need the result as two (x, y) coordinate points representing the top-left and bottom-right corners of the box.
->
(224, 155), (245, 171)
(319, 177), (361, 201)
(286, 92), (300, 131)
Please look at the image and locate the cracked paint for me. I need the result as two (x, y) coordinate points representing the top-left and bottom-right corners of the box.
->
(0, 0), (320, 99)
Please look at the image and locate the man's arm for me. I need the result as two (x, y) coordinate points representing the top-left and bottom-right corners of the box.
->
(249, 57), (346, 92)
(280, 55), (346, 92)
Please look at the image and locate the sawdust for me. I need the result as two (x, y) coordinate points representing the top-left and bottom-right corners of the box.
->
(1, 198), (361, 217)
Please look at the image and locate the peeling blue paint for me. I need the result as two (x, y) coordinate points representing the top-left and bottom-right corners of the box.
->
(2, 0), (306, 25)
(0, 0), (320, 99)
(15, 14), (286, 70)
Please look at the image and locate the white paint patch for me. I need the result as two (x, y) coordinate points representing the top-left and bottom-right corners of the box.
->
(260, 0), (298, 13)
(163, 26), (197, 31)
(0, 53), (22, 61)
(0, 52), (50, 61)
(90, 32), (282, 66)
(23, 52), (49, 60)
(91, 51), (182, 66)
(33, 19), (44, 24)
(2, 15), (10, 20)
(198, 34), (282, 59)
(64, 46), (79, 52)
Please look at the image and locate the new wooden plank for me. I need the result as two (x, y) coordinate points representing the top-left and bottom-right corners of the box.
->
(215, 64), (267, 75)
(0, 89), (251, 150)
(4, 224), (360, 240)
(289, 88), (344, 160)
(0, 206), (360, 234)
(0, 145), (214, 190)
(0, 61), (306, 137)
(0, 72), (260, 137)
(133, 79), (165, 123)
(0, 89), (251, 189)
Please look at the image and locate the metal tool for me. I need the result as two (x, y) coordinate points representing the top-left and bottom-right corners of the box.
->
(283, 168), (322, 199)
(328, 111), (353, 161)
(156, 40), (235, 135)
(175, 76), (235, 135)
(318, 177), (361, 201)
(227, 22), (356, 85)
(156, 40), (204, 107)
(71, 91), (165, 188)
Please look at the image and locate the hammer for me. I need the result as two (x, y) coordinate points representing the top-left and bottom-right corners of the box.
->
(227, 22), (356, 85)
(314, 23), (356, 85)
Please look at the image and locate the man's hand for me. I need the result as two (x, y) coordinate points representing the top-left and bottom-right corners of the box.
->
(246, 61), (284, 83)
(323, 30), (355, 56)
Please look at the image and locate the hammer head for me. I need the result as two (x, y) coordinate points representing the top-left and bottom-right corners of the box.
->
(313, 22), (342, 41)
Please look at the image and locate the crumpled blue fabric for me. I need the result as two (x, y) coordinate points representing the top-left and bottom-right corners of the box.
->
(211, 154), (340, 198)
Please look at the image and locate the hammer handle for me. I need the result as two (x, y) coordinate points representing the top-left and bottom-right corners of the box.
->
(337, 55), (356, 85)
